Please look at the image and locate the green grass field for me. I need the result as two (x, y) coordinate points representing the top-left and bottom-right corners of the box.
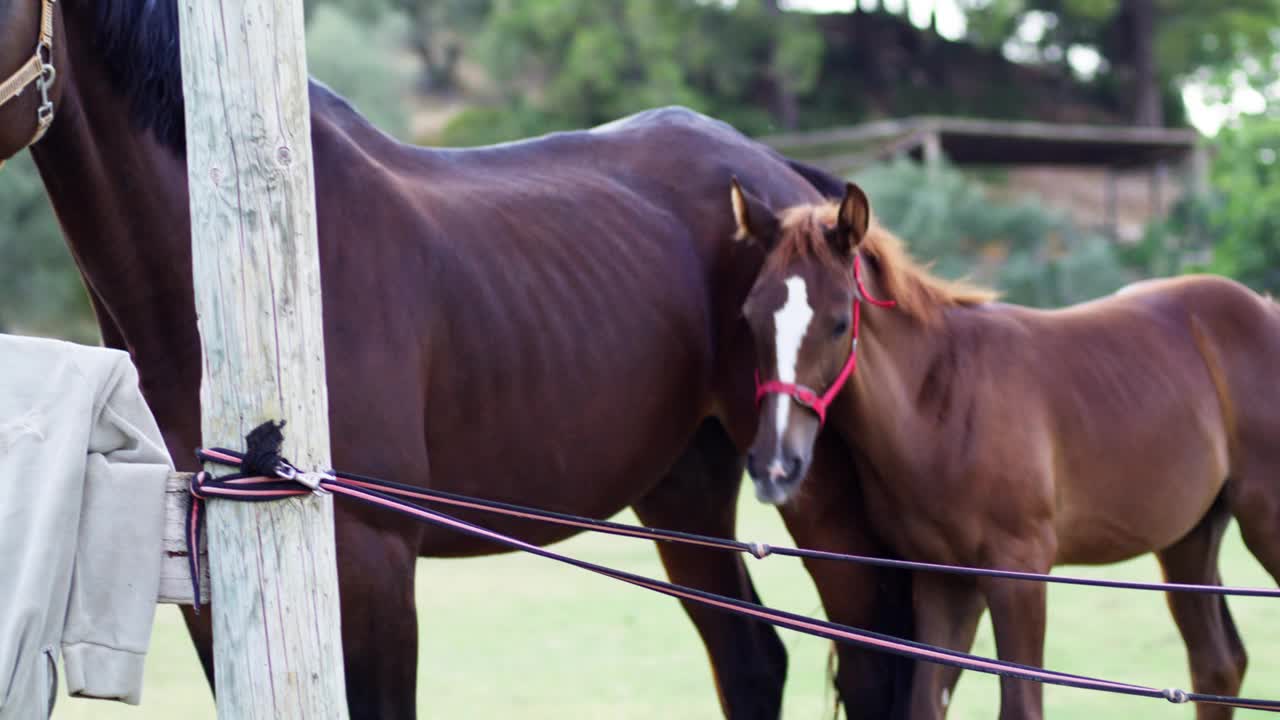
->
(52, 489), (1280, 719)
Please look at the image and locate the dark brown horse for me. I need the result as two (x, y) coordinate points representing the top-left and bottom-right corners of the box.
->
(730, 180), (1280, 720)
(0, 1), (915, 717)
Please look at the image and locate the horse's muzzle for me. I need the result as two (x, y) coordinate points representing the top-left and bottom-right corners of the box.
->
(747, 451), (804, 505)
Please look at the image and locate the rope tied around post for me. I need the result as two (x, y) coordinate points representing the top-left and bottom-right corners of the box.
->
(185, 421), (330, 613)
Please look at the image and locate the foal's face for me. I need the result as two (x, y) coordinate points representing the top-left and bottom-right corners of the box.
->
(743, 258), (855, 504)
(730, 179), (870, 505)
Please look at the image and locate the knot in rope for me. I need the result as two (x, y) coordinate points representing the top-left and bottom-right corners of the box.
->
(188, 471), (210, 500)
(240, 419), (288, 477)
(749, 542), (773, 559)
(185, 420), (331, 613)
(1162, 688), (1190, 704)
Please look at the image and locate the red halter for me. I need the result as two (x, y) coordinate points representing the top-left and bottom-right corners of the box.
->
(754, 254), (896, 425)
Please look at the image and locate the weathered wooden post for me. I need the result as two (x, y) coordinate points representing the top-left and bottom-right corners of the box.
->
(921, 127), (943, 178)
(176, 1), (349, 717)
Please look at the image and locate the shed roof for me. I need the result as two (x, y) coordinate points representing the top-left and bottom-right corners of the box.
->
(761, 116), (1202, 173)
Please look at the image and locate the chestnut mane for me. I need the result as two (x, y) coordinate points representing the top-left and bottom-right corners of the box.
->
(767, 201), (998, 323)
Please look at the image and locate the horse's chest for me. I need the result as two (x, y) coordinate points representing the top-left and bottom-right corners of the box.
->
(860, 473), (983, 565)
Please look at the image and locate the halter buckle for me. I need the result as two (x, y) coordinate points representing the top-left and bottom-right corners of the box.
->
(276, 461), (333, 495)
(296, 470), (334, 495)
(790, 386), (821, 410)
(0, 0), (57, 165)
(37, 39), (53, 69)
(36, 56), (54, 113)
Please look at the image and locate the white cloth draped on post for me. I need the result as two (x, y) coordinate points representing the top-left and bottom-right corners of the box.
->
(0, 334), (172, 719)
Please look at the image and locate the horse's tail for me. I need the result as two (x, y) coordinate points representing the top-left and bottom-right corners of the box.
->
(825, 642), (842, 720)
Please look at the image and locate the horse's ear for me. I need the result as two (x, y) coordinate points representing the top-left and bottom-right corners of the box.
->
(730, 177), (780, 249)
(833, 182), (871, 256)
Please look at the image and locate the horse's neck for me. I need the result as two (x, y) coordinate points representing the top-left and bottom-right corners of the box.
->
(29, 14), (201, 449)
(840, 308), (953, 472)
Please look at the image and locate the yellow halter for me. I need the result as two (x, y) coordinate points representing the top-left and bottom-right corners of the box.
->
(0, 0), (57, 171)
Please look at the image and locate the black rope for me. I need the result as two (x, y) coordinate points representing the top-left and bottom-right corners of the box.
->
(185, 426), (1280, 713)
(240, 419), (287, 477)
(196, 428), (1280, 599)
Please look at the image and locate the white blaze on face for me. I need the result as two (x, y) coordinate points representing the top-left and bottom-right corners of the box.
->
(769, 276), (814, 471)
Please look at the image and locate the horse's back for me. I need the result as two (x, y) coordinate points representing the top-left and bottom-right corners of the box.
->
(991, 274), (1278, 561)
(426, 105), (818, 214)
(304, 99), (826, 542)
(1157, 275), (1280, 459)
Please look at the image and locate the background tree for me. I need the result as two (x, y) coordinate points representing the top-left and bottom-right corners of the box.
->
(961, 0), (1280, 125)
(0, 5), (417, 342)
(1196, 115), (1280, 292)
(309, 0), (490, 94)
(306, 3), (415, 139)
(437, 0), (823, 143)
(3, 0), (1275, 341)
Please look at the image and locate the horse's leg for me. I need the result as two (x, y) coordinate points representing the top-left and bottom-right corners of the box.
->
(333, 511), (423, 719)
(981, 569), (1048, 720)
(907, 574), (986, 720)
(178, 607), (216, 690)
(1228, 462), (1280, 586)
(632, 420), (787, 720)
(175, 509), (422, 719)
(1157, 495), (1246, 720)
(779, 432), (915, 720)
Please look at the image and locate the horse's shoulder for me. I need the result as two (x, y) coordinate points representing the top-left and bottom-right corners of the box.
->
(936, 303), (1034, 355)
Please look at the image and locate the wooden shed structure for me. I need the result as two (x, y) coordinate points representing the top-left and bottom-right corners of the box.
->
(761, 116), (1206, 244)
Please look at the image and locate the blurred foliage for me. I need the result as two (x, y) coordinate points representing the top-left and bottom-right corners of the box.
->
(1125, 113), (1280, 292)
(3, 0), (1276, 341)
(305, 4), (415, 140)
(436, 0), (823, 144)
(0, 6), (416, 342)
(968, 0), (1280, 123)
(309, 0), (491, 93)
(854, 158), (1137, 307)
(306, 0), (1279, 138)
(1192, 114), (1280, 291)
(0, 154), (97, 342)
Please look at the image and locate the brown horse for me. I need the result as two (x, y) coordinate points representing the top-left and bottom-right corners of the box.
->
(730, 179), (1280, 720)
(0, 1), (916, 717)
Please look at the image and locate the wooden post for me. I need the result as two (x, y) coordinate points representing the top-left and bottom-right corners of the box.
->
(922, 130), (943, 177)
(1186, 144), (1212, 252)
(159, 472), (208, 606)
(1149, 160), (1166, 218)
(1189, 143), (1210, 197)
(176, 1), (349, 718)
(1105, 166), (1119, 242)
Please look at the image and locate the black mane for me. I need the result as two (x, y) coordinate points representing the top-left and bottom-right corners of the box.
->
(78, 0), (187, 151)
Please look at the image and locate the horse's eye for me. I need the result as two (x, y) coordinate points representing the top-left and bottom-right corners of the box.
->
(832, 317), (850, 337)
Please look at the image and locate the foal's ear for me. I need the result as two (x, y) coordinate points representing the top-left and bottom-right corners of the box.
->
(730, 177), (780, 249)
(833, 182), (871, 256)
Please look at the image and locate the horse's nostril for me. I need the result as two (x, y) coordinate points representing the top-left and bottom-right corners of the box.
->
(786, 454), (802, 478)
